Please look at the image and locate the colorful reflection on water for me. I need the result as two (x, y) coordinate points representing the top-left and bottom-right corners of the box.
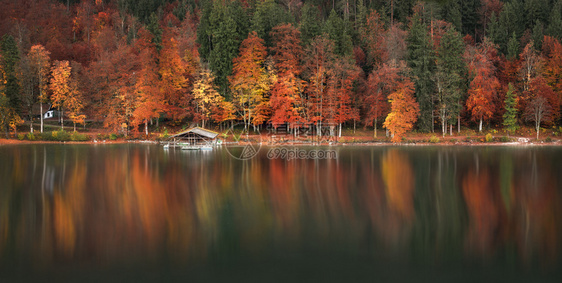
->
(0, 145), (561, 281)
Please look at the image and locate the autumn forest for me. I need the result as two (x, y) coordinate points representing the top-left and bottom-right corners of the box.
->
(0, 0), (561, 142)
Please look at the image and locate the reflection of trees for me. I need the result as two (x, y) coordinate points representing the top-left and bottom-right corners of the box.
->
(461, 149), (561, 264)
(412, 149), (466, 260)
(0, 145), (560, 269)
(462, 169), (500, 256)
(376, 149), (415, 250)
(382, 150), (414, 219)
(512, 150), (561, 264)
(268, 159), (300, 241)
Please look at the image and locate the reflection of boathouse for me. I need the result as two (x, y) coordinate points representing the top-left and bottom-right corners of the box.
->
(170, 127), (219, 145)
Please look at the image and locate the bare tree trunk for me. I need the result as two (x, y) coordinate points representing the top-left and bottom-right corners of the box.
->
(374, 117), (377, 138)
(479, 117), (483, 132)
(60, 107), (64, 130)
(390, 0), (394, 25)
(338, 123), (342, 138)
(442, 112), (446, 137)
(536, 120), (540, 140)
(40, 102), (44, 133)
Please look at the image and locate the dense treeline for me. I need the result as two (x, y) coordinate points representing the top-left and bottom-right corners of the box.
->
(0, 0), (561, 141)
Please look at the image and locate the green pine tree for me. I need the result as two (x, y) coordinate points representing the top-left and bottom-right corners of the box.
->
(503, 83), (519, 135)
(146, 12), (162, 50)
(524, 0), (549, 29)
(435, 26), (465, 136)
(461, 0), (480, 38)
(355, 0), (367, 31)
(251, 0), (293, 47)
(532, 20), (544, 50)
(499, 0), (526, 42)
(441, 0), (462, 33)
(507, 32), (520, 61)
(324, 9), (353, 56)
(487, 13), (506, 52)
(198, 0), (249, 98)
(407, 12), (435, 132)
(546, 0), (562, 40)
(299, 3), (322, 46)
(1, 35), (21, 112)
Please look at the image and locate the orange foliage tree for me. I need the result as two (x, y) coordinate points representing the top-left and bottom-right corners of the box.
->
(91, 42), (140, 133)
(465, 39), (500, 132)
(65, 61), (86, 132)
(210, 100), (236, 130)
(383, 79), (420, 143)
(132, 35), (162, 136)
(269, 24), (306, 133)
(159, 29), (197, 122)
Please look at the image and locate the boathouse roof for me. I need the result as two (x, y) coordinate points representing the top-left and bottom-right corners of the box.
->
(170, 127), (219, 139)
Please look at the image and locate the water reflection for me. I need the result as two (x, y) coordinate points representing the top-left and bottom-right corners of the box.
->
(0, 145), (561, 279)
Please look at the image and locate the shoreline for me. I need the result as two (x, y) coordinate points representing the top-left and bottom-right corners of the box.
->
(2, 138), (561, 147)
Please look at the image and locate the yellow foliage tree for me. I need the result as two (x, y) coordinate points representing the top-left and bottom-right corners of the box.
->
(192, 66), (224, 128)
(383, 79), (420, 143)
(50, 60), (85, 131)
(230, 32), (271, 133)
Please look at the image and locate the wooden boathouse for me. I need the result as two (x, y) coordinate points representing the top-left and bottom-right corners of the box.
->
(169, 127), (219, 145)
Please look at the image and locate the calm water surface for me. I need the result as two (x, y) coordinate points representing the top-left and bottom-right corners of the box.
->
(0, 144), (561, 282)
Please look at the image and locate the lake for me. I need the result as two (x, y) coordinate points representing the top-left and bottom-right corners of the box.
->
(0, 144), (561, 282)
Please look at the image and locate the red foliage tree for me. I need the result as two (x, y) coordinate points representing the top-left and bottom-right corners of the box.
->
(330, 56), (360, 138)
(525, 95), (553, 139)
(86, 40), (140, 133)
(542, 36), (562, 111)
(524, 76), (559, 137)
(520, 41), (541, 92)
(360, 10), (385, 68)
(364, 63), (405, 137)
(304, 34), (335, 137)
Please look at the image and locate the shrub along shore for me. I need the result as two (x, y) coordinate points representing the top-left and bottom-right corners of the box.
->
(1, 125), (561, 146)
